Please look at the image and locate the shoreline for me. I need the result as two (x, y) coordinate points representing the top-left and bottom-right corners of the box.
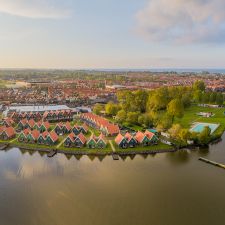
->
(0, 135), (222, 157)
(2, 142), (176, 156)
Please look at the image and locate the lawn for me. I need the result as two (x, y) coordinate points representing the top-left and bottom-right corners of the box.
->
(58, 144), (112, 154)
(10, 136), (112, 154)
(113, 141), (174, 153)
(11, 140), (55, 150)
(174, 105), (225, 136)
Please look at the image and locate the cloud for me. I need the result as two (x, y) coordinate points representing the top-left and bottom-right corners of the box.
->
(0, 0), (71, 19)
(135, 0), (225, 44)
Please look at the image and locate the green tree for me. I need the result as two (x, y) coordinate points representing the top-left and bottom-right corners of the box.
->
(93, 103), (103, 115)
(215, 93), (224, 105)
(138, 115), (145, 126)
(133, 90), (148, 113)
(116, 91), (134, 112)
(147, 93), (168, 111)
(105, 102), (120, 116)
(167, 99), (184, 122)
(198, 126), (211, 145)
(116, 110), (127, 123)
(181, 92), (192, 107)
(126, 112), (140, 125)
(193, 90), (203, 103)
(193, 80), (205, 91)
(209, 92), (217, 103)
(178, 129), (191, 143)
(157, 113), (172, 130)
(148, 110), (161, 126)
(202, 92), (210, 103)
(168, 124), (182, 139)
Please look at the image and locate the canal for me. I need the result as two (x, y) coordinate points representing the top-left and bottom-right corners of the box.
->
(0, 134), (225, 225)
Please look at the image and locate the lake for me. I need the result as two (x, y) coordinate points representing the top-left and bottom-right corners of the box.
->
(0, 134), (225, 225)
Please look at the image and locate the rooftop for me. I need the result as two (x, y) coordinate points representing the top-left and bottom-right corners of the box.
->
(4, 105), (72, 116)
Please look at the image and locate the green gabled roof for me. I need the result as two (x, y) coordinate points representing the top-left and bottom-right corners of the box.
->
(87, 138), (96, 145)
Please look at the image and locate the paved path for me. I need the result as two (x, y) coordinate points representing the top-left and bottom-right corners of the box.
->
(9, 138), (17, 143)
(109, 140), (116, 153)
(56, 137), (66, 149)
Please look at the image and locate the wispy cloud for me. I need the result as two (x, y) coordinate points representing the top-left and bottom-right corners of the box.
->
(0, 0), (71, 19)
(135, 0), (225, 44)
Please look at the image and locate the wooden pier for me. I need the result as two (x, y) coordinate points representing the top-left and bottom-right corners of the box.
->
(199, 157), (225, 169)
(0, 144), (9, 150)
(47, 149), (57, 158)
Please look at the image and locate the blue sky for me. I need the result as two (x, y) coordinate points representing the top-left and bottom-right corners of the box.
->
(0, 0), (225, 69)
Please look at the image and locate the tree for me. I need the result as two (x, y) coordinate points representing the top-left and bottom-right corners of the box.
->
(137, 114), (153, 127)
(148, 110), (161, 126)
(167, 99), (184, 122)
(147, 93), (168, 111)
(93, 104), (103, 115)
(126, 112), (140, 125)
(216, 93), (224, 105)
(168, 124), (182, 139)
(116, 110), (127, 123)
(157, 113), (172, 130)
(133, 90), (148, 113)
(105, 102), (120, 116)
(138, 115), (145, 126)
(202, 92), (210, 103)
(116, 91), (134, 112)
(209, 92), (217, 103)
(181, 93), (192, 107)
(198, 126), (211, 145)
(193, 80), (205, 91)
(178, 129), (191, 143)
(193, 90), (203, 103)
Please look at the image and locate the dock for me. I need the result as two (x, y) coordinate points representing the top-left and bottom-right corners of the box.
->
(47, 149), (57, 158)
(0, 144), (9, 150)
(199, 157), (225, 169)
(112, 153), (119, 160)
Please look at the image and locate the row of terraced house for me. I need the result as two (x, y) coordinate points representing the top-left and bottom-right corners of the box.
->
(18, 129), (59, 145)
(0, 126), (16, 140)
(115, 130), (158, 149)
(16, 119), (108, 149)
(64, 133), (107, 149)
(79, 113), (120, 136)
(10, 109), (74, 122)
(17, 119), (50, 132)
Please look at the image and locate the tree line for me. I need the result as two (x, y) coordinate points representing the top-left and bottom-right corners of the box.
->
(93, 81), (224, 145)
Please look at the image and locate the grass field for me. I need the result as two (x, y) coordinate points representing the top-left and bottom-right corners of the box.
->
(174, 105), (225, 136)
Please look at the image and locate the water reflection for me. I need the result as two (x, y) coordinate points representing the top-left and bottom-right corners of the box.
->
(0, 144), (217, 165)
(0, 135), (224, 225)
(197, 147), (210, 157)
(166, 150), (191, 165)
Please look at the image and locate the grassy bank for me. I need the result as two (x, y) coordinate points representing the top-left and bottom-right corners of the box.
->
(58, 144), (112, 154)
(113, 141), (174, 153)
(3, 139), (175, 156)
(174, 105), (225, 136)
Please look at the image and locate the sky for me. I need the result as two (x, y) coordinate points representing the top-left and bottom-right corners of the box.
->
(0, 0), (225, 69)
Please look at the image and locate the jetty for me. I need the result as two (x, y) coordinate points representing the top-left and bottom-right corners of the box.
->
(47, 149), (57, 158)
(199, 157), (225, 169)
(0, 144), (9, 150)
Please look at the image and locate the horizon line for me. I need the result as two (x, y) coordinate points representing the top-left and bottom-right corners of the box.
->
(0, 67), (225, 71)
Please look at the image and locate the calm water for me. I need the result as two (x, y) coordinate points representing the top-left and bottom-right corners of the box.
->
(0, 135), (225, 225)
